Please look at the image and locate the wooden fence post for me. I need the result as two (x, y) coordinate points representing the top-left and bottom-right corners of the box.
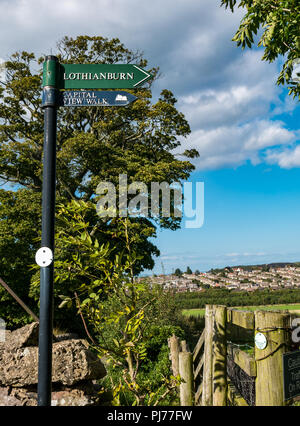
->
(202, 304), (214, 406)
(213, 305), (227, 406)
(255, 310), (290, 406)
(179, 350), (194, 406)
(180, 340), (189, 352)
(168, 334), (180, 377)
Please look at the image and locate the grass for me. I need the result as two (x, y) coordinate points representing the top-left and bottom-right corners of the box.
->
(182, 308), (205, 317)
(182, 303), (300, 317)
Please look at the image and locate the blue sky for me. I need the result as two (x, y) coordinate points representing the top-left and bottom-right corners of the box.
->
(155, 92), (300, 274)
(0, 0), (299, 274)
(155, 161), (300, 274)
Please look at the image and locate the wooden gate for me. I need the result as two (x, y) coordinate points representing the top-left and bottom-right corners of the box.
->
(169, 304), (299, 406)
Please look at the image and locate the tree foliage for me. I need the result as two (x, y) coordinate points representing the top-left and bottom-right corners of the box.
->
(186, 266), (193, 274)
(0, 189), (41, 328)
(220, 0), (300, 98)
(49, 204), (183, 405)
(0, 35), (196, 327)
(174, 268), (183, 277)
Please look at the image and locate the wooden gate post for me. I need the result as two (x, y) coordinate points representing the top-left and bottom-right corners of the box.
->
(213, 305), (227, 406)
(202, 305), (214, 406)
(255, 310), (290, 406)
(179, 351), (194, 405)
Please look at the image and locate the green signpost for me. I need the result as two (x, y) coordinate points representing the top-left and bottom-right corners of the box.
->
(43, 62), (153, 89)
(37, 56), (152, 406)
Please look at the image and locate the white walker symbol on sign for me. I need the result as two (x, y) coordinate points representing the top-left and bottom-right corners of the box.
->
(115, 94), (128, 102)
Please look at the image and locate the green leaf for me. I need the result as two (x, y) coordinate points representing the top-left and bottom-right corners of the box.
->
(112, 338), (120, 347)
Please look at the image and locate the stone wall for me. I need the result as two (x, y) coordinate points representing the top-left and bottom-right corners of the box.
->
(0, 322), (106, 406)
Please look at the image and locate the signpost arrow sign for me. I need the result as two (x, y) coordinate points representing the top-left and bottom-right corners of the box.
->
(56, 90), (137, 107)
(54, 63), (153, 90)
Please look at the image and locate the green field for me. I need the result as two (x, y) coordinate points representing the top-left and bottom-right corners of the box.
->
(182, 303), (300, 317)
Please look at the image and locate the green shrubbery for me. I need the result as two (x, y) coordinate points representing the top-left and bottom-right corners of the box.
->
(49, 202), (186, 405)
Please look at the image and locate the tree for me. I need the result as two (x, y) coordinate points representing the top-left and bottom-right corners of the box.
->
(0, 36), (197, 328)
(220, 0), (300, 98)
(186, 266), (193, 274)
(174, 268), (183, 277)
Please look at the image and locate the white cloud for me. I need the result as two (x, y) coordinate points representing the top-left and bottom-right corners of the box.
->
(266, 145), (300, 169)
(0, 0), (298, 172)
(170, 44), (300, 171)
(225, 252), (267, 257)
(179, 84), (270, 130)
(271, 94), (298, 116)
(175, 48), (299, 170)
(179, 120), (297, 170)
(244, 122), (293, 151)
(0, 1), (244, 89)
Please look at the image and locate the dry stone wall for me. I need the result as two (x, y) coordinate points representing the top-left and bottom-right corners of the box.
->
(0, 322), (106, 406)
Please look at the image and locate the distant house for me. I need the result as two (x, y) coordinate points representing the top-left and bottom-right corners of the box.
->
(239, 283), (250, 290)
(260, 282), (270, 288)
(270, 283), (280, 290)
(227, 284), (238, 290)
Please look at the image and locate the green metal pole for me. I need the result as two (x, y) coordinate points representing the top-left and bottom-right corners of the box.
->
(37, 55), (60, 406)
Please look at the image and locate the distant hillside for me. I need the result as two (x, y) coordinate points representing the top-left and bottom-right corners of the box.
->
(209, 261), (300, 273)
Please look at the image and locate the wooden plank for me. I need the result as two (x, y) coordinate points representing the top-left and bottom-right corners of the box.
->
(0, 277), (39, 322)
(227, 343), (256, 377)
(212, 305), (227, 406)
(227, 379), (248, 406)
(193, 329), (205, 362)
(195, 382), (203, 405)
(227, 308), (254, 330)
(201, 305), (214, 406)
(194, 354), (204, 380)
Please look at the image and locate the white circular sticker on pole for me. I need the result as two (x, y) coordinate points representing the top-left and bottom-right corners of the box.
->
(35, 247), (53, 267)
(255, 332), (268, 350)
